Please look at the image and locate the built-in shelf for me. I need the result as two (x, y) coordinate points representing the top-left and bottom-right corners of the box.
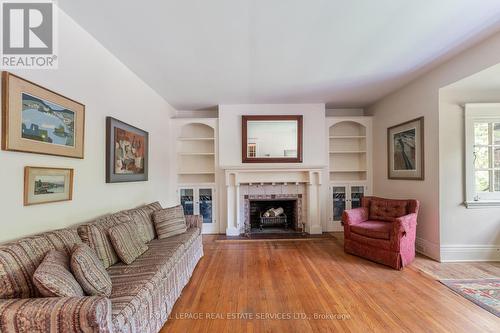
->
(178, 152), (215, 156)
(329, 136), (366, 139)
(329, 151), (366, 154)
(176, 122), (217, 186)
(177, 137), (215, 141)
(329, 120), (368, 182)
(177, 171), (215, 175)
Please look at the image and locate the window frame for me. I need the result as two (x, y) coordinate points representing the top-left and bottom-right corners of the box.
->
(465, 103), (500, 208)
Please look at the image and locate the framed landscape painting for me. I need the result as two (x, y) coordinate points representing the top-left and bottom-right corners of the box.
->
(24, 167), (74, 206)
(387, 117), (424, 180)
(106, 117), (148, 183)
(2, 72), (85, 158)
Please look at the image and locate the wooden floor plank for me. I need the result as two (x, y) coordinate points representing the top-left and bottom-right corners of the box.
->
(161, 234), (500, 333)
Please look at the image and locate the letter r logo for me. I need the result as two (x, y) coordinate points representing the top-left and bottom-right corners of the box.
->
(2, 2), (53, 54)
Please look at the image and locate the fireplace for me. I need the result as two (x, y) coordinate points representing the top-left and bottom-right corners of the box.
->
(244, 194), (303, 234)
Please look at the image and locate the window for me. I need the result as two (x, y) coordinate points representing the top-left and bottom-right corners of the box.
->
(247, 143), (257, 158)
(465, 104), (500, 207)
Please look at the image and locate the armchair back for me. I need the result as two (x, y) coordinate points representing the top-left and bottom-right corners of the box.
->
(361, 196), (419, 221)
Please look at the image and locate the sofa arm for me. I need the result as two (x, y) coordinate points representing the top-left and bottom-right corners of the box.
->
(0, 296), (112, 333)
(185, 214), (203, 230)
(342, 207), (369, 226)
(392, 213), (418, 236)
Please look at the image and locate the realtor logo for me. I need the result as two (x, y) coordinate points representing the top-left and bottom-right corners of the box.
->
(1, 0), (57, 68)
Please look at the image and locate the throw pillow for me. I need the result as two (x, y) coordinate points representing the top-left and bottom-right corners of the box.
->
(108, 222), (148, 265)
(33, 250), (84, 297)
(153, 205), (187, 239)
(71, 243), (112, 297)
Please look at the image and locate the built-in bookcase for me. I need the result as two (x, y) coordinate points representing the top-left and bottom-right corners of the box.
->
(174, 118), (219, 234)
(176, 122), (216, 184)
(326, 116), (372, 231)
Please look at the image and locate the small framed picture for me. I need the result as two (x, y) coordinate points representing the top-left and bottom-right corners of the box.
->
(106, 117), (148, 183)
(387, 117), (424, 180)
(24, 167), (74, 206)
(2, 72), (85, 158)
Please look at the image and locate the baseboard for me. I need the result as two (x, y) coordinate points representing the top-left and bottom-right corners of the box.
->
(415, 237), (440, 261)
(440, 244), (500, 262)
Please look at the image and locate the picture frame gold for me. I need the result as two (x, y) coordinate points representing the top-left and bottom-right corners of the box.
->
(24, 166), (74, 206)
(2, 71), (85, 158)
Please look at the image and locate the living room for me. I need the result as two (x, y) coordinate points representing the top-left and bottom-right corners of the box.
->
(0, 1), (499, 332)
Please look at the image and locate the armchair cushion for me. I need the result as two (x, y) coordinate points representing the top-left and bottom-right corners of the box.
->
(350, 220), (391, 240)
(369, 199), (408, 221)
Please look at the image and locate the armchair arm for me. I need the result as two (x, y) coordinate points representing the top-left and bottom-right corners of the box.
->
(341, 207), (369, 226)
(0, 296), (112, 333)
(392, 213), (418, 236)
(185, 214), (203, 230)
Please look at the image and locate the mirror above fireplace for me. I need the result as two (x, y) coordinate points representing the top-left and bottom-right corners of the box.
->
(242, 115), (303, 163)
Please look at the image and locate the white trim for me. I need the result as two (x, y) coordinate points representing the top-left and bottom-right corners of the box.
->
(440, 244), (500, 262)
(464, 200), (500, 208)
(415, 237), (440, 261)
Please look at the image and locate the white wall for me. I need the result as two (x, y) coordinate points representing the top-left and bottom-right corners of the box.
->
(0, 9), (177, 243)
(367, 31), (500, 261)
(438, 83), (500, 261)
(218, 104), (327, 168)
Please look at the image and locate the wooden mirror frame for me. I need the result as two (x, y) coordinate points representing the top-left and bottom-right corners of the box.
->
(242, 115), (303, 163)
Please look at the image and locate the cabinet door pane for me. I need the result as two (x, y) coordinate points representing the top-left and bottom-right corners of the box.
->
(332, 186), (346, 221)
(350, 186), (364, 209)
(180, 189), (194, 215)
(199, 188), (213, 224)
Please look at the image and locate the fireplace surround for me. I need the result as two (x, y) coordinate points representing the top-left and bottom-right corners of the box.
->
(224, 168), (322, 236)
(245, 194), (303, 234)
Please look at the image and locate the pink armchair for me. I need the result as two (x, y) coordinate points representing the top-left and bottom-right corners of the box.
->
(342, 196), (420, 270)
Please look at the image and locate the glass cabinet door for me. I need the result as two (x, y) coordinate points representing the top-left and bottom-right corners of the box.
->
(198, 188), (213, 224)
(180, 188), (194, 215)
(332, 186), (347, 221)
(350, 186), (364, 209)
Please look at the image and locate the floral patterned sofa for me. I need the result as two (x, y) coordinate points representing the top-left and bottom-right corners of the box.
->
(0, 202), (204, 332)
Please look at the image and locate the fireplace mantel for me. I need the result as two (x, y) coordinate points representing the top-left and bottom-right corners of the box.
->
(223, 167), (323, 236)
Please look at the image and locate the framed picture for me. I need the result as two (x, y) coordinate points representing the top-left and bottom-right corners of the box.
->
(24, 167), (74, 206)
(106, 117), (148, 183)
(387, 117), (424, 180)
(2, 72), (85, 158)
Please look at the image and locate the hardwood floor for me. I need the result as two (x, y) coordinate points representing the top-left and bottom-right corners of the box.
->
(161, 234), (500, 333)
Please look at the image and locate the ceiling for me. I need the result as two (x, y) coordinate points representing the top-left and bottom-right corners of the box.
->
(58, 0), (500, 110)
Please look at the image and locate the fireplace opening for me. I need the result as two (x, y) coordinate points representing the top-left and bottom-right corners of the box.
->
(249, 199), (298, 233)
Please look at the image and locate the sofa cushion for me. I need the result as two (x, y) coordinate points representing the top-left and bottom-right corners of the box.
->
(77, 212), (131, 269)
(369, 199), (408, 221)
(33, 250), (84, 297)
(108, 222), (148, 265)
(350, 220), (392, 240)
(71, 243), (112, 297)
(153, 205), (187, 239)
(0, 234), (55, 298)
(107, 228), (199, 329)
(126, 207), (156, 242)
(45, 228), (82, 255)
